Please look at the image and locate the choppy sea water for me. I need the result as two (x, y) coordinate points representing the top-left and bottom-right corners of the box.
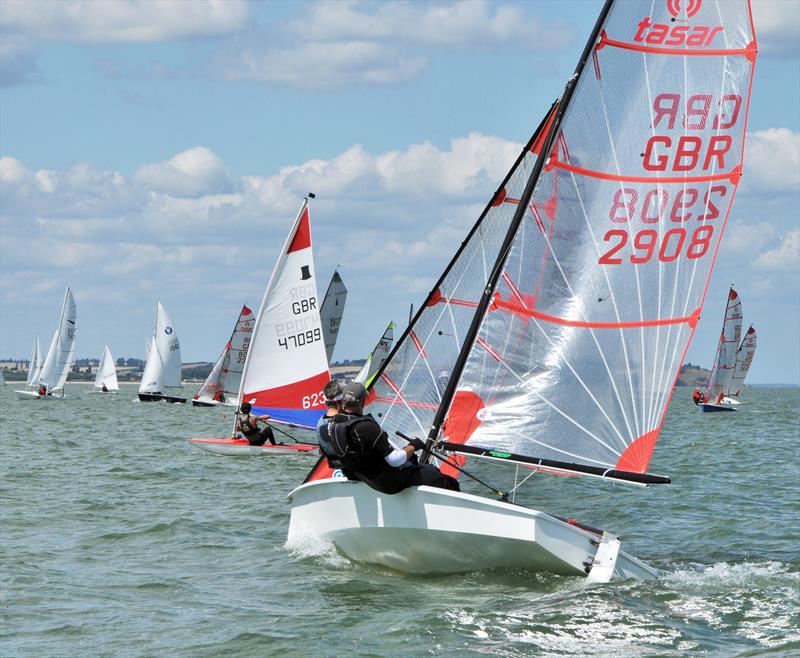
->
(0, 384), (797, 657)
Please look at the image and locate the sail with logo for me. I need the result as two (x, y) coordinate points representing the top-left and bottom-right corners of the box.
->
(16, 288), (78, 400)
(138, 301), (186, 403)
(354, 321), (395, 387)
(192, 305), (254, 407)
(189, 196), (329, 455)
(730, 325), (756, 396)
(319, 270), (347, 365)
(289, 0), (757, 578)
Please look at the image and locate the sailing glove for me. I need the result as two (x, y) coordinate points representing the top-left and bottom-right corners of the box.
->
(409, 438), (427, 451)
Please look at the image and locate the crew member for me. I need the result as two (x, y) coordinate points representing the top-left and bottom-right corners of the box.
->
(331, 381), (460, 494)
(692, 388), (702, 405)
(236, 402), (277, 446)
(316, 379), (344, 468)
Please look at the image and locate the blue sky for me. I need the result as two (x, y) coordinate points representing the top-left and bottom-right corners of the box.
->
(1, 0), (798, 384)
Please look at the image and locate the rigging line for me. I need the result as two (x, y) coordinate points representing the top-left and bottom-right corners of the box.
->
(529, 314), (628, 447)
(505, 426), (618, 467)
(562, 170), (638, 444)
(378, 372), (428, 438)
(595, 57), (644, 440)
(495, 354), (623, 457)
(507, 468), (538, 496)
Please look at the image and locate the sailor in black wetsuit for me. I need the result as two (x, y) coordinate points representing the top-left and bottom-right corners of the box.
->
(330, 381), (459, 495)
(236, 401), (277, 446)
(316, 379), (344, 468)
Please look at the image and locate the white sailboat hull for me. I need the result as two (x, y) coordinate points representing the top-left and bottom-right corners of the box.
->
(189, 437), (318, 456)
(14, 389), (77, 401)
(287, 479), (657, 580)
(14, 389), (41, 400)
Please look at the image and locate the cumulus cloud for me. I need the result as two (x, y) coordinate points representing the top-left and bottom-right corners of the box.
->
(751, 0), (800, 56)
(744, 128), (800, 193)
(133, 147), (233, 198)
(1, 0), (248, 43)
(754, 228), (800, 271)
(220, 0), (575, 88)
(721, 219), (777, 255)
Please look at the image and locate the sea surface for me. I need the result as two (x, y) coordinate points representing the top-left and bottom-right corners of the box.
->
(1, 384), (798, 657)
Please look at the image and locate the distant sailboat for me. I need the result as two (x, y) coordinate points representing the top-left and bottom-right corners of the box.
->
(354, 321), (395, 387)
(701, 288), (744, 412)
(193, 305), (254, 407)
(319, 270), (347, 364)
(15, 288), (77, 400)
(92, 345), (119, 393)
(138, 301), (186, 403)
(190, 195), (329, 455)
(0, 370), (5, 386)
(729, 325), (757, 400)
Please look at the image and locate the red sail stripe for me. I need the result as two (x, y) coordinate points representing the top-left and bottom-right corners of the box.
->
(476, 337), (503, 362)
(599, 34), (757, 59)
(550, 158), (743, 185)
(409, 330), (427, 359)
(501, 272), (529, 309)
(374, 396), (439, 410)
(529, 203), (546, 233)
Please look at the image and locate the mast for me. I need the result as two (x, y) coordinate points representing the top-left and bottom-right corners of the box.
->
(424, 0), (616, 451)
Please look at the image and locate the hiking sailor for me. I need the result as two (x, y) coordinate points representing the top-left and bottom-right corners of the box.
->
(316, 379), (344, 468)
(236, 401), (278, 446)
(328, 381), (459, 494)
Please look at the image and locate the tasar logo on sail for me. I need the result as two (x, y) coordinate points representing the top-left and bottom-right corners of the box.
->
(634, 1), (722, 48)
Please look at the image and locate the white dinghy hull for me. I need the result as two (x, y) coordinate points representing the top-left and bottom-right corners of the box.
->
(287, 479), (656, 580)
(14, 390), (41, 400)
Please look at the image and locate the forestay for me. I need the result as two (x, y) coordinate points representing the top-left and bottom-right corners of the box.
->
(238, 198), (330, 429)
(94, 345), (119, 391)
(355, 321), (395, 387)
(730, 324), (756, 395)
(139, 301), (182, 393)
(706, 288), (742, 403)
(320, 270), (347, 364)
(38, 287), (77, 392)
(365, 0), (757, 479)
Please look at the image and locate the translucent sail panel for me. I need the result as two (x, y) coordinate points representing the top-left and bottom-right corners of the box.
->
(220, 305), (254, 399)
(366, 138), (546, 442)
(154, 302), (182, 389)
(195, 349), (226, 402)
(320, 271), (348, 364)
(26, 336), (41, 386)
(355, 322), (395, 387)
(452, 0), (756, 474)
(38, 287), (77, 391)
(94, 345), (119, 390)
(239, 202), (330, 428)
(730, 325), (756, 395)
(706, 288), (742, 401)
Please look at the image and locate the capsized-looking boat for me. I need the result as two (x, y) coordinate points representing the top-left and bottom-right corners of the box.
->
(15, 288), (78, 400)
(288, 0), (757, 579)
(190, 195), (329, 455)
(138, 301), (186, 403)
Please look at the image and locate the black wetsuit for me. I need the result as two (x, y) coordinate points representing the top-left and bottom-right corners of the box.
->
(333, 412), (459, 495)
(239, 414), (276, 446)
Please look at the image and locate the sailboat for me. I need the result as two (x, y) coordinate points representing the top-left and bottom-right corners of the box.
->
(700, 288), (744, 412)
(18, 336), (42, 394)
(91, 345), (119, 393)
(193, 305), (254, 407)
(190, 196), (330, 455)
(728, 324), (757, 401)
(287, 0), (757, 579)
(138, 301), (186, 403)
(0, 370), (5, 385)
(320, 270), (347, 364)
(354, 321), (395, 387)
(15, 288), (78, 400)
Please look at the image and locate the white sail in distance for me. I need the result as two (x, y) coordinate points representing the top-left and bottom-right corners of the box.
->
(139, 301), (182, 393)
(705, 288), (742, 404)
(37, 287), (77, 392)
(320, 270), (347, 364)
(730, 325), (756, 395)
(355, 322), (395, 387)
(26, 336), (41, 387)
(94, 346), (119, 391)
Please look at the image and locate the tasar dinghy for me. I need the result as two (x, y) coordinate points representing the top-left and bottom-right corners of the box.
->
(288, 0), (757, 580)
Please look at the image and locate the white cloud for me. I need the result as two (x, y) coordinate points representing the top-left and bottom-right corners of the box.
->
(751, 0), (800, 56)
(744, 128), (800, 193)
(133, 147), (233, 198)
(721, 219), (777, 255)
(1, 0), (248, 43)
(754, 228), (800, 271)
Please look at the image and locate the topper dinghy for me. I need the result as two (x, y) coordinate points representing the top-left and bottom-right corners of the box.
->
(289, 0), (757, 579)
(190, 196), (330, 455)
(89, 345), (119, 393)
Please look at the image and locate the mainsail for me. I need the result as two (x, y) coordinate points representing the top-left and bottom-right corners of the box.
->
(705, 287), (743, 403)
(355, 321), (395, 387)
(237, 197), (330, 429)
(195, 305), (254, 403)
(26, 336), (42, 387)
(94, 345), (119, 391)
(38, 287), (77, 392)
(139, 301), (182, 393)
(730, 324), (756, 395)
(320, 270), (348, 364)
(354, 0), (756, 482)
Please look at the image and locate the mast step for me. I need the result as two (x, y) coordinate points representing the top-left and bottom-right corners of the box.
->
(586, 533), (621, 583)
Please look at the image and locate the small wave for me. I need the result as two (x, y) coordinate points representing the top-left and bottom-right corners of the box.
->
(284, 525), (350, 568)
(664, 561), (797, 587)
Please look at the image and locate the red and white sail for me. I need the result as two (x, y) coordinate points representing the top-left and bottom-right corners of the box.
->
(730, 324), (756, 395)
(238, 198), (330, 428)
(705, 287), (743, 403)
(356, 0), (756, 480)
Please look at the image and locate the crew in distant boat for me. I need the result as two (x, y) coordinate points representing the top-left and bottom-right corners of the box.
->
(692, 388), (702, 405)
(101, 384), (108, 393)
(329, 381), (460, 495)
(212, 389), (225, 403)
(38, 384), (47, 396)
(236, 402), (277, 446)
(316, 379), (344, 468)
